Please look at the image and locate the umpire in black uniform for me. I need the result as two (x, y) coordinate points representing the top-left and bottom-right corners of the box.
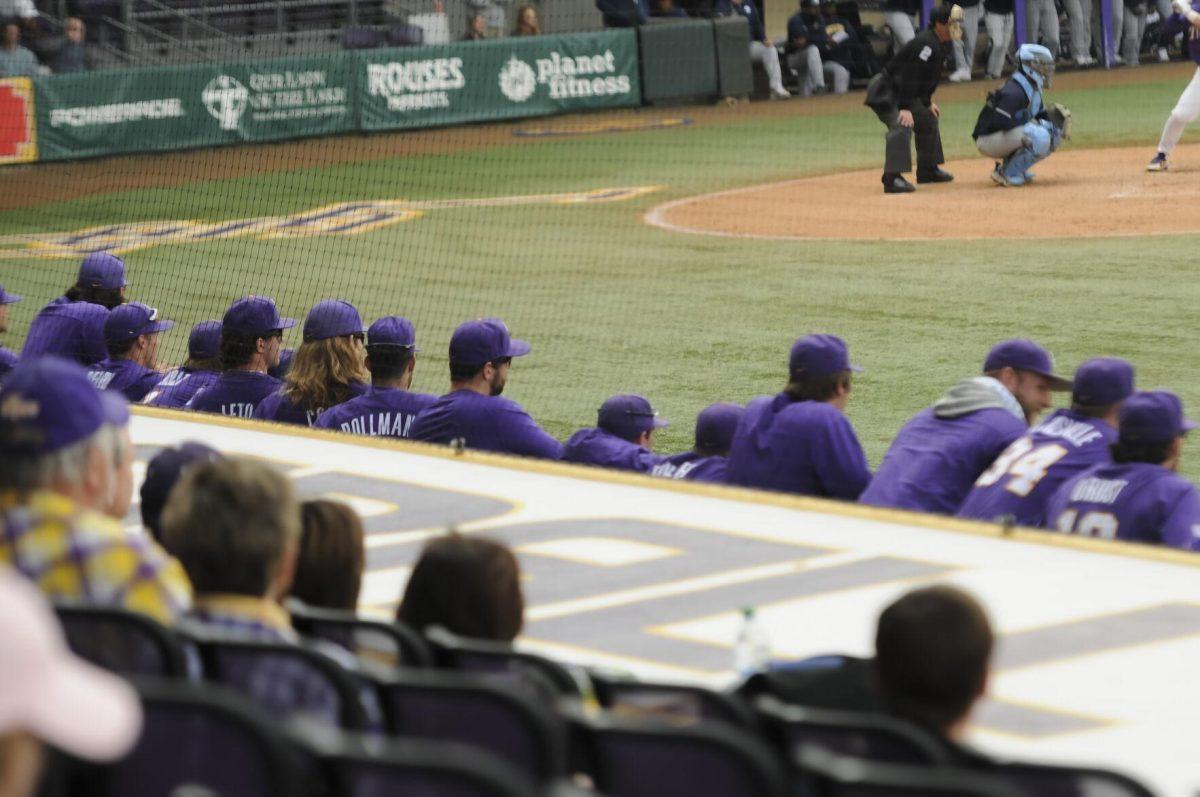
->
(867, 4), (961, 193)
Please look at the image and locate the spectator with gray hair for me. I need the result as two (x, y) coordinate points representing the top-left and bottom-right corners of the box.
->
(0, 357), (191, 624)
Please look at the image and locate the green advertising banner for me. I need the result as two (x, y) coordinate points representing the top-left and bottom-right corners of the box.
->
(358, 29), (640, 132)
(34, 53), (356, 161)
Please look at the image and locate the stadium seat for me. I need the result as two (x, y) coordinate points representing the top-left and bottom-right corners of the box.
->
(54, 601), (190, 678)
(90, 678), (309, 797)
(287, 600), (433, 667)
(426, 625), (585, 698)
(568, 706), (787, 797)
(589, 672), (757, 729)
(341, 26), (382, 48)
(755, 695), (949, 765)
(292, 717), (540, 797)
(795, 745), (1023, 797)
(387, 22), (423, 46)
(184, 632), (372, 730)
(995, 759), (1157, 797)
(371, 668), (569, 782)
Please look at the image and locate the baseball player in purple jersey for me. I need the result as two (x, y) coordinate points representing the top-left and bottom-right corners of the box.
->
(1147, 0), (1200, 171)
(564, 394), (670, 473)
(143, 321), (222, 408)
(46, 252), (128, 311)
(410, 318), (563, 460)
(1045, 391), (1200, 551)
(254, 300), (369, 427)
(957, 357), (1135, 527)
(86, 302), (174, 402)
(22, 301), (109, 366)
(185, 296), (296, 417)
(860, 339), (1071, 515)
(313, 316), (438, 438)
(652, 402), (744, 483)
(0, 284), (22, 380)
(725, 334), (871, 499)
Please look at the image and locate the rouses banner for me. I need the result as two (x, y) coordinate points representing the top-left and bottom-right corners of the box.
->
(34, 53), (355, 161)
(359, 29), (640, 132)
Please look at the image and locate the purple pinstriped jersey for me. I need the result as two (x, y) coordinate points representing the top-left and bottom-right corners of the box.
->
(1044, 461), (1200, 551)
(144, 368), (220, 409)
(410, 389), (563, 460)
(0, 346), (17, 380)
(253, 381), (369, 427)
(957, 409), (1117, 528)
(651, 451), (730, 483)
(87, 358), (165, 402)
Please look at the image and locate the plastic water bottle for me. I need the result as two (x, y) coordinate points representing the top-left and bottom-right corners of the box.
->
(734, 606), (772, 677)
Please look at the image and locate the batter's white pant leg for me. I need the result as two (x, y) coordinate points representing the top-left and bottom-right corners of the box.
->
(825, 61), (851, 93)
(985, 11), (1013, 76)
(1065, 0), (1092, 59)
(751, 40), (787, 94)
(885, 10), (916, 48)
(1159, 67), (1200, 154)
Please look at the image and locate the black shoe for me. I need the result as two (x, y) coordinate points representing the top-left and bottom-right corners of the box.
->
(883, 174), (915, 194)
(917, 167), (954, 184)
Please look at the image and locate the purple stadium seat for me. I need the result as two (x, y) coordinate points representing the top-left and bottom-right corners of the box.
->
(53, 602), (190, 678)
(796, 745), (1021, 797)
(95, 679), (307, 797)
(995, 760), (1155, 797)
(387, 22), (422, 45)
(342, 26), (382, 48)
(287, 601), (433, 667)
(589, 674), (756, 729)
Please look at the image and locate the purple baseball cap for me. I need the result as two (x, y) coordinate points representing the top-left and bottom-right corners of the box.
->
(1072, 357), (1135, 406)
(983, 339), (1072, 391)
(598, 394), (669, 441)
(22, 303), (110, 366)
(303, 299), (365, 343)
(0, 285), (21, 305)
(368, 316), (420, 351)
(103, 302), (174, 346)
(695, 402), (744, 452)
(0, 357), (129, 455)
(1119, 390), (1197, 444)
(222, 296), (297, 337)
(789, 334), (862, 378)
(188, 320), (222, 360)
(77, 253), (127, 291)
(140, 442), (222, 541)
(449, 318), (531, 367)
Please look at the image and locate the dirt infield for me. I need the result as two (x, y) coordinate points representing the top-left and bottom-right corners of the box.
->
(647, 144), (1200, 241)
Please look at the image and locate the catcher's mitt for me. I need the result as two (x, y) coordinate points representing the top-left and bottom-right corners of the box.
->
(1044, 103), (1072, 140)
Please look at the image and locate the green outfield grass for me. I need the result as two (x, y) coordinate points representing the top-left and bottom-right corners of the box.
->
(3, 66), (1199, 479)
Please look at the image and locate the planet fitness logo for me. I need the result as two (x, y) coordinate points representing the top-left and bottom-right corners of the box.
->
(498, 56), (537, 103)
(202, 75), (249, 131)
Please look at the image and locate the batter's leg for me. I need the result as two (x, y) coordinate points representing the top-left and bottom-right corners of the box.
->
(1158, 67), (1200, 156)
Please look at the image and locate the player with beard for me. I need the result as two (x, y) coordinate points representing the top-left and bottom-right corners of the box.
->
(410, 318), (562, 460)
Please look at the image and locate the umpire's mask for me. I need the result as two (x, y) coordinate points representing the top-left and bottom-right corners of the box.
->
(1017, 43), (1055, 89)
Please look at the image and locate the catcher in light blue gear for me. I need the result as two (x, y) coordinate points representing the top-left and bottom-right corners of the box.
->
(972, 44), (1071, 186)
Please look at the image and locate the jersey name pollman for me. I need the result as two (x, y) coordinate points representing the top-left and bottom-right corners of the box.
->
(338, 411), (417, 438)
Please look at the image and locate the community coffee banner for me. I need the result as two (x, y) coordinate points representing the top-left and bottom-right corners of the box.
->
(358, 29), (640, 132)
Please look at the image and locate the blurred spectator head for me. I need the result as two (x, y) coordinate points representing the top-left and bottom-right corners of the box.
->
(3, 22), (19, 49)
(64, 16), (84, 42)
(22, 302), (110, 366)
(139, 442), (222, 542)
(291, 499), (365, 611)
(875, 585), (993, 739)
(64, 252), (127, 310)
(514, 4), (540, 35)
(284, 299), (368, 410)
(365, 316), (418, 389)
(466, 12), (487, 38)
(0, 567), (142, 796)
(694, 402), (743, 456)
(0, 357), (131, 517)
(398, 533), (524, 642)
(219, 296), (296, 373)
(161, 457), (301, 601)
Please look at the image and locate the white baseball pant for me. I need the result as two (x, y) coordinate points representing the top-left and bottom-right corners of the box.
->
(1158, 66), (1200, 155)
(953, 3), (985, 72)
